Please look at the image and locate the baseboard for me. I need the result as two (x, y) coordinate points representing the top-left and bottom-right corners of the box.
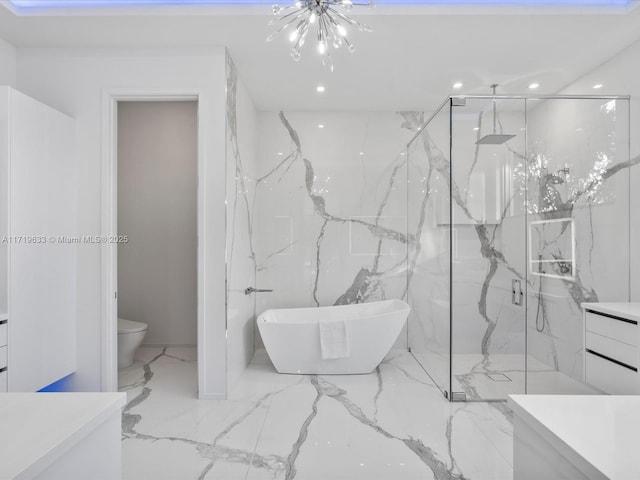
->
(198, 392), (226, 400)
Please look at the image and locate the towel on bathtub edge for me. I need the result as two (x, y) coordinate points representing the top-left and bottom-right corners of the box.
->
(318, 319), (350, 360)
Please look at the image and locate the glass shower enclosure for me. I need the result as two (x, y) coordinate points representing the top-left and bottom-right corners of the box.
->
(406, 94), (631, 401)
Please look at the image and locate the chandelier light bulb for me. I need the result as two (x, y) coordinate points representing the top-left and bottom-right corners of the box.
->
(267, 0), (375, 70)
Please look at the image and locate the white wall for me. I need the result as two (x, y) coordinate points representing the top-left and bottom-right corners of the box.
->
(0, 37), (16, 87)
(558, 37), (640, 301)
(16, 48), (227, 397)
(117, 101), (198, 347)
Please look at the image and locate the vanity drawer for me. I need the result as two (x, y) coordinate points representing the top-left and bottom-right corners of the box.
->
(585, 350), (638, 395)
(585, 310), (638, 346)
(0, 345), (6, 370)
(0, 368), (6, 392)
(585, 331), (638, 368)
(0, 322), (6, 346)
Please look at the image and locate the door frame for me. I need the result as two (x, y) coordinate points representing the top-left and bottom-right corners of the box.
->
(100, 89), (205, 394)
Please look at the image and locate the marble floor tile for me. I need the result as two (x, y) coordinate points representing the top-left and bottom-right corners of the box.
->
(122, 437), (211, 480)
(413, 351), (597, 400)
(120, 347), (514, 480)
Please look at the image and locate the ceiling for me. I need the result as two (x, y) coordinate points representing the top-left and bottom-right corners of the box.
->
(1, 1), (640, 111)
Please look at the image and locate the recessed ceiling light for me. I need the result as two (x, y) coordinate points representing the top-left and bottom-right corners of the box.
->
(277, 152), (283, 156)
(529, 83), (540, 89)
(318, 124), (324, 129)
(473, 127), (480, 131)
(316, 85), (326, 93)
(453, 82), (463, 89)
(359, 152), (365, 156)
(593, 84), (603, 89)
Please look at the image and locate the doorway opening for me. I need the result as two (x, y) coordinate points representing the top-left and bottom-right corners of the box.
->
(115, 100), (198, 395)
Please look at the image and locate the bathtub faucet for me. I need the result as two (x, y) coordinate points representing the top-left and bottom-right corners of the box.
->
(244, 287), (274, 295)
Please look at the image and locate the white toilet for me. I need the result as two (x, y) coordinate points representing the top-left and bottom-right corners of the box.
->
(118, 318), (148, 369)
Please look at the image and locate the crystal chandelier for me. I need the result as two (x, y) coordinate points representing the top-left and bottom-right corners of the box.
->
(267, 0), (375, 70)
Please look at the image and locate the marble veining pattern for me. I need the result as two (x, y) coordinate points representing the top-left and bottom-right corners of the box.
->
(254, 111), (414, 335)
(232, 96), (636, 402)
(277, 111), (411, 304)
(119, 347), (513, 479)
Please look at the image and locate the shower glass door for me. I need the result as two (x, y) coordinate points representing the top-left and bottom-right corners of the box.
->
(407, 94), (630, 402)
(449, 97), (527, 401)
(406, 102), (452, 398)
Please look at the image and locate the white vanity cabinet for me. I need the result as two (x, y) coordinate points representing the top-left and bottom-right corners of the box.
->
(582, 302), (640, 395)
(0, 85), (77, 392)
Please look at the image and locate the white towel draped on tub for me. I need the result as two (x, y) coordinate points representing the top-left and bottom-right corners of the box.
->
(318, 318), (350, 360)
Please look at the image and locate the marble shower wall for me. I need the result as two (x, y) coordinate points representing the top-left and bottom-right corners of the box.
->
(225, 53), (258, 390)
(524, 98), (634, 384)
(253, 112), (417, 348)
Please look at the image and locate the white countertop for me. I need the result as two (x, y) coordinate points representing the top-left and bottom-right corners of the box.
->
(0, 392), (126, 480)
(582, 302), (640, 323)
(509, 395), (640, 480)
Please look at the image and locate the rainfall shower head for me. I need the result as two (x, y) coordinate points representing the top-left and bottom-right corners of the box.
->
(476, 133), (516, 145)
(476, 84), (516, 145)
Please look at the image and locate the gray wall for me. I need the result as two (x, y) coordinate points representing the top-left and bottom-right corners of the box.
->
(0, 38), (16, 87)
(118, 101), (197, 346)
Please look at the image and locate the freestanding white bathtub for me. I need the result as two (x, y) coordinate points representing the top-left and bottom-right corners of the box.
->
(257, 299), (410, 375)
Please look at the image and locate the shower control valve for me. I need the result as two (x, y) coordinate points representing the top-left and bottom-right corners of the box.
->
(512, 279), (523, 306)
(244, 287), (274, 295)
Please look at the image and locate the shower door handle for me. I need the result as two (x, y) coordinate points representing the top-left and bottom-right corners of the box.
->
(244, 287), (274, 295)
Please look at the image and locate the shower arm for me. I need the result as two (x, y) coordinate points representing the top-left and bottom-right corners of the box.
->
(491, 84), (498, 134)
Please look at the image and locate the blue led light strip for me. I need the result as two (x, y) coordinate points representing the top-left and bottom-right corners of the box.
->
(7, 0), (635, 7)
(9, 0), (272, 7)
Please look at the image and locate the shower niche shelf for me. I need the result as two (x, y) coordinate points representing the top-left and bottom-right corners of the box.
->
(528, 217), (575, 280)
